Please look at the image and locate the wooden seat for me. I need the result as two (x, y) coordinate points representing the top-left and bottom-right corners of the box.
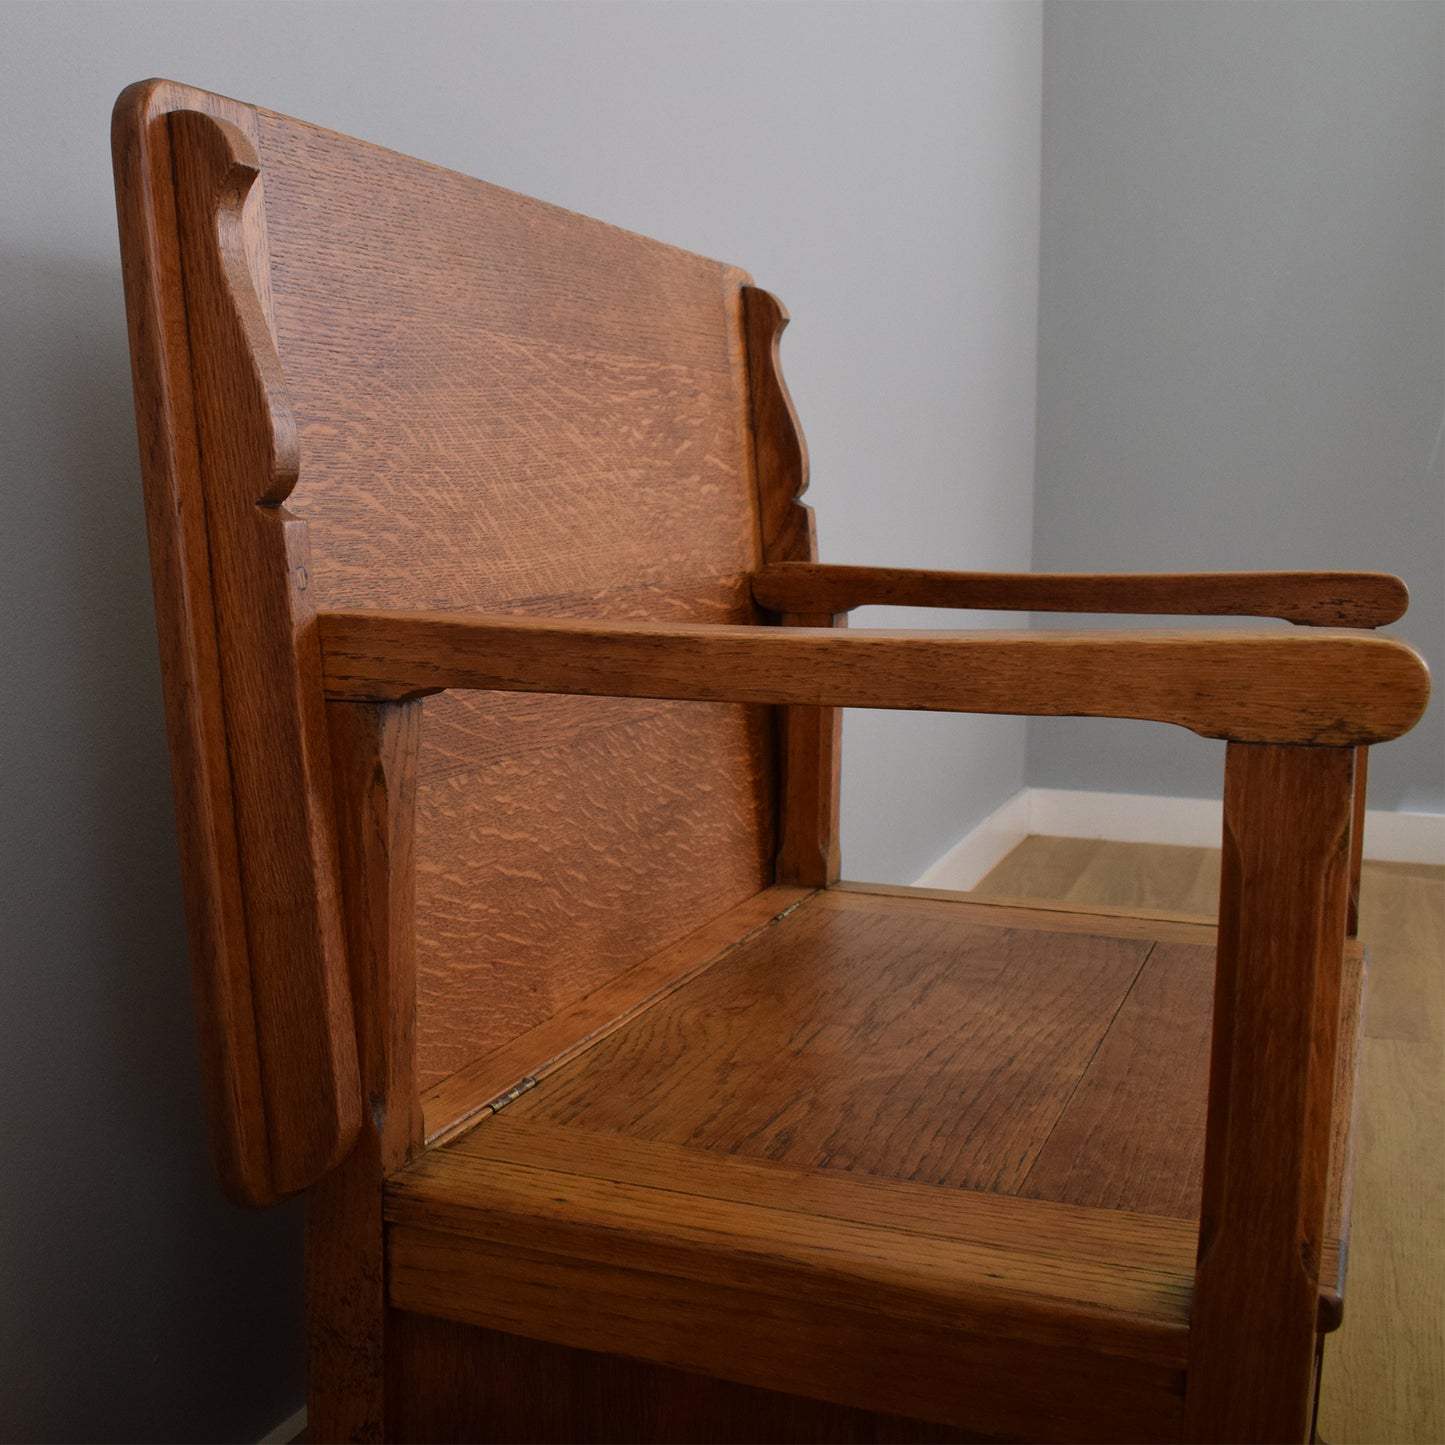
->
(112, 79), (1430, 1444)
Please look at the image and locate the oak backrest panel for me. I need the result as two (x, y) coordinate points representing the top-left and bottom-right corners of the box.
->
(251, 106), (776, 1089)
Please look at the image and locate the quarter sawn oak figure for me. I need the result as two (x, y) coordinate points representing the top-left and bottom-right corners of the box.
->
(112, 79), (1430, 1444)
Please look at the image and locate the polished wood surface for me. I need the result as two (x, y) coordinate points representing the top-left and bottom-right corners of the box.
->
(1186, 744), (1355, 1442)
(753, 560), (1411, 626)
(1017, 940), (1215, 1217)
(409, 691), (773, 1088)
(383, 880), (1362, 1440)
(490, 882), (1358, 1250)
(389, 1109), (1194, 1443)
(307, 701), (424, 1443)
(320, 609), (1429, 747)
(114, 83), (359, 1204)
(419, 885), (810, 1145)
(508, 889), (1162, 1194)
(249, 102), (779, 1093)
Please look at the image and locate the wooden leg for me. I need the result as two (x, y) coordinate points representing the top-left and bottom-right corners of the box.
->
(308, 700), (422, 1442)
(1185, 743), (1354, 1444)
(1346, 746), (1368, 939)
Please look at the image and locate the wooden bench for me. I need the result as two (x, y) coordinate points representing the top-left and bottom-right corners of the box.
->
(112, 78), (1429, 1443)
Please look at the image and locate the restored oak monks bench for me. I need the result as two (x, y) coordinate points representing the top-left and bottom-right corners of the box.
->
(112, 78), (1429, 1444)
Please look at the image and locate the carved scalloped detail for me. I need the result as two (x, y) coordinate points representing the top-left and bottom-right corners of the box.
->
(170, 109), (300, 505)
(743, 286), (816, 565)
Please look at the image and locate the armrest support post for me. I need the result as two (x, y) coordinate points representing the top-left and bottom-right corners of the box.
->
(1186, 743), (1354, 1442)
(307, 699), (424, 1443)
(776, 611), (844, 887)
(1347, 746), (1369, 939)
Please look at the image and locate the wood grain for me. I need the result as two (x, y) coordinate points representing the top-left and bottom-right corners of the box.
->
(1186, 743), (1355, 1443)
(307, 701), (423, 1442)
(1019, 933), (1358, 1283)
(117, 78), (1425, 1443)
(507, 889), (1152, 1192)
(753, 561), (1411, 627)
(1359, 862), (1445, 1047)
(328, 702), (424, 1166)
(1321, 1035), (1445, 1444)
(386, 1312), (994, 1444)
(743, 288), (813, 570)
(440, 1115), (1201, 1274)
(411, 699), (774, 1088)
(113, 79), (278, 1208)
(244, 101), (788, 1098)
(115, 82), (362, 1205)
(1020, 940), (1215, 1218)
(387, 1226), (1185, 1444)
(254, 107), (760, 613)
(387, 1122), (1192, 1441)
(419, 885), (810, 1144)
(387, 1139), (1193, 1346)
(1319, 929), (1366, 1335)
(319, 609), (1431, 747)
(172, 109), (361, 1197)
(967, 835), (1111, 903)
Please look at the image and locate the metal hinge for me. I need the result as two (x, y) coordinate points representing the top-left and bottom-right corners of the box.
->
(483, 1076), (538, 1115)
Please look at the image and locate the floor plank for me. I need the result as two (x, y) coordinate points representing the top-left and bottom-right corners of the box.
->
(1321, 862), (1445, 1445)
(973, 839), (1444, 1445)
(967, 834), (1109, 901)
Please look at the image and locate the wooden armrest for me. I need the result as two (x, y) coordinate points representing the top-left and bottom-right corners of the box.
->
(318, 610), (1429, 747)
(751, 562), (1410, 628)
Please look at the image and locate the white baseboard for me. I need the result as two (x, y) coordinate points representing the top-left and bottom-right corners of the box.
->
(1028, 787), (1224, 848)
(258, 1405), (305, 1445)
(915, 790), (1032, 891)
(1360, 807), (1445, 864)
(915, 787), (1445, 887)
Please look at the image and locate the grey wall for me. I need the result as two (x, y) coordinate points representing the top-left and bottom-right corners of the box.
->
(0, 2), (1040, 1439)
(1030, 0), (1445, 811)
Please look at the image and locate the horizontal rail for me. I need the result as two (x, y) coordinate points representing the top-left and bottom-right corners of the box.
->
(751, 562), (1410, 628)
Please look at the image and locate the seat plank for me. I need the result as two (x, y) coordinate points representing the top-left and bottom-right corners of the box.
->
(1021, 940), (1216, 1218)
(433, 1115), (1200, 1276)
(506, 888), (1152, 1192)
(420, 885), (812, 1143)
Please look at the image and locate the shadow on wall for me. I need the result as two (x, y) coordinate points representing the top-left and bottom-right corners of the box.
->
(0, 247), (304, 1443)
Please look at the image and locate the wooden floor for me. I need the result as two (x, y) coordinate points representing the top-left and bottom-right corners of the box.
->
(971, 837), (1445, 1445)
